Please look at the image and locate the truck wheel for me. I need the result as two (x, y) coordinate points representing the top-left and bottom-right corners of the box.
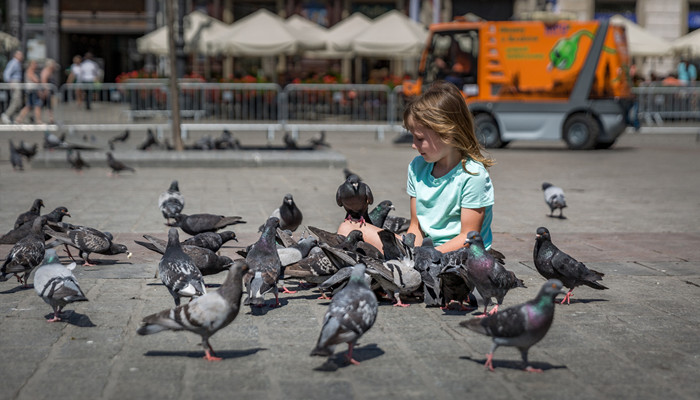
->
(474, 114), (502, 148)
(595, 140), (616, 149)
(563, 114), (599, 150)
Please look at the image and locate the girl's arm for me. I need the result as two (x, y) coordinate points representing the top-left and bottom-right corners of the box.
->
(406, 196), (424, 246)
(435, 207), (485, 253)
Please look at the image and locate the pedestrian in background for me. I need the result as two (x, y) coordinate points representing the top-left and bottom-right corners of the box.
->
(2, 50), (25, 124)
(40, 59), (58, 124)
(78, 52), (101, 110)
(66, 54), (82, 106)
(14, 60), (42, 124)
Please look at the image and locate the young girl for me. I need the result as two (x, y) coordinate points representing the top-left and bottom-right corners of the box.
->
(338, 80), (495, 252)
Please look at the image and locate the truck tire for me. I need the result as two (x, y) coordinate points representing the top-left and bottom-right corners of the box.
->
(563, 114), (599, 150)
(474, 114), (503, 148)
(595, 140), (616, 149)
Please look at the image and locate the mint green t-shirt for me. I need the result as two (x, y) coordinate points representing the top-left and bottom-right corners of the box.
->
(406, 156), (494, 249)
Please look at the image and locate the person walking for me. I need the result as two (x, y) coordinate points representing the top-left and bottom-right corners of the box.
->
(2, 50), (25, 124)
(14, 60), (41, 124)
(40, 59), (58, 124)
(66, 55), (82, 106)
(78, 52), (100, 110)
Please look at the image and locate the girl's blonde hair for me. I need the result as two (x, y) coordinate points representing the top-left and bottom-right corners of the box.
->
(403, 81), (494, 172)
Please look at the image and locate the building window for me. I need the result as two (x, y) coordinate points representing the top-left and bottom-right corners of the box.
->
(27, 0), (44, 24)
(594, 1), (636, 22)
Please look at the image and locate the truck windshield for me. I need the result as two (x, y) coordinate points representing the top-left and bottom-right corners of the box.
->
(424, 30), (479, 90)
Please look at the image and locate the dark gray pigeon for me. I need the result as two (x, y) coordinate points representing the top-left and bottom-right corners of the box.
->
(108, 129), (129, 149)
(270, 193), (303, 232)
(308, 130), (329, 148)
(170, 213), (246, 236)
(382, 215), (411, 234)
(16, 140), (38, 160)
(135, 234), (234, 277)
(44, 131), (65, 149)
(106, 152), (135, 176)
(67, 149), (90, 172)
(181, 231), (237, 252)
(463, 231), (525, 317)
(283, 131), (298, 149)
(14, 199), (44, 229)
(542, 182), (567, 219)
(310, 263), (378, 365)
(158, 228), (206, 306)
(336, 174), (373, 224)
(1, 207), (71, 244)
(32, 249), (88, 322)
(244, 217), (290, 307)
(9, 140), (23, 171)
(460, 279), (565, 372)
(138, 128), (159, 150)
(137, 259), (248, 361)
(1, 216), (47, 287)
(44, 222), (131, 266)
(534, 227), (607, 304)
(158, 180), (185, 224)
(368, 200), (394, 228)
(307, 226), (364, 252)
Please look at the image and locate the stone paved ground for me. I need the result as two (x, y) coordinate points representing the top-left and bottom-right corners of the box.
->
(0, 129), (699, 399)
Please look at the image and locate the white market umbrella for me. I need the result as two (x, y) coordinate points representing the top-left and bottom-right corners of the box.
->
(670, 29), (700, 56)
(136, 10), (230, 55)
(209, 9), (298, 56)
(610, 15), (672, 57)
(352, 10), (428, 57)
(285, 14), (327, 51)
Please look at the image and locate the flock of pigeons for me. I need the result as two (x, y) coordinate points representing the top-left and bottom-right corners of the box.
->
(0, 167), (604, 371)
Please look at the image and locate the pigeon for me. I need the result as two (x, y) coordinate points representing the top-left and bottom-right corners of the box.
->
(43, 131), (66, 149)
(268, 194), (303, 232)
(108, 129), (130, 149)
(437, 245), (475, 311)
(283, 131), (298, 149)
(135, 234), (234, 277)
(277, 235), (318, 267)
(44, 222), (131, 266)
(14, 199), (45, 229)
(67, 149), (90, 172)
(343, 167), (360, 181)
(460, 279), (566, 372)
(181, 231), (237, 253)
(382, 215), (411, 234)
(308, 130), (329, 148)
(106, 152), (135, 176)
(336, 174), (373, 225)
(368, 200), (394, 228)
(32, 249), (88, 322)
(137, 259), (248, 361)
(307, 226), (364, 252)
(244, 217), (293, 307)
(170, 213), (246, 236)
(310, 263), (378, 365)
(463, 231), (525, 317)
(16, 140), (38, 160)
(214, 129), (241, 150)
(1, 216), (47, 287)
(138, 128), (159, 150)
(9, 140), (23, 171)
(158, 180), (185, 224)
(157, 228), (207, 306)
(533, 227), (608, 304)
(542, 182), (567, 219)
(1, 207), (71, 245)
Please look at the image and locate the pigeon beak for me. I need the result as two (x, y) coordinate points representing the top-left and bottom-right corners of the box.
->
(65, 212), (72, 217)
(127, 252), (133, 259)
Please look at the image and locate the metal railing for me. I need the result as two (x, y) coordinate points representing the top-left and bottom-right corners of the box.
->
(632, 84), (700, 126)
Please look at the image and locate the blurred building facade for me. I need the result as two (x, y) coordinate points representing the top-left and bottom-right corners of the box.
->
(1, 0), (697, 82)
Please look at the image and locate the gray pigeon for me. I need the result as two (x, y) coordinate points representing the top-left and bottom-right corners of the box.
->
(368, 200), (394, 228)
(270, 193), (303, 232)
(244, 217), (290, 307)
(33, 249), (88, 322)
(44, 222), (131, 266)
(534, 227), (608, 304)
(336, 174), (373, 224)
(16, 140), (38, 160)
(277, 235), (318, 267)
(158, 228), (207, 306)
(542, 182), (567, 219)
(1, 206), (71, 245)
(106, 152), (136, 176)
(170, 213), (246, 236)
(135, 234), (233, 277)
(158, 180), (185, 224)
(181, 231), (237, 252)
(463, 231), (525, 317)
(311, 263), (378, 365)
(9, 140), (23, 171)
(67, 149), (90, 172)
(1, 216), (48, 287)
(460, 279), (565, 372)
(137, 259), (248, 361)
(14, 199), (44, 229)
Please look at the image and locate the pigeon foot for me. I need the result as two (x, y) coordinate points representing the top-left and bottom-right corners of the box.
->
(524, 365), (543, 373)
(560, 291), (573, 305)
(280, 286), (297, 294)
(203, 350), (222, 361)
(485, 353), (495, 371)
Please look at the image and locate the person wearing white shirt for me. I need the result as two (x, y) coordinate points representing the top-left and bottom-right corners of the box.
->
(78, 52), (101, 110)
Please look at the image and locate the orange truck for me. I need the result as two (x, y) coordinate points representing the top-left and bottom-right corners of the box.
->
(403, 18), (634, 149)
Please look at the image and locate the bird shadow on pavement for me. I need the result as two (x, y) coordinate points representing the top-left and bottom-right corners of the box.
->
(245, 299), (291, 316)
(144, 347), (266, 360)
(559, 298), (608, 305)
(0, 284), (34, 294)
(460, 356), (567, 372)
(313, 343), (385, 372)
(44, 310), (96, 327)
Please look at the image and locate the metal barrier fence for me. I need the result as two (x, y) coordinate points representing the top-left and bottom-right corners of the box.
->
(632, 85), (700, 126)
(2, 82), (698, 139)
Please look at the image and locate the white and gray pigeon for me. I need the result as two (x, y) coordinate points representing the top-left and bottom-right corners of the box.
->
(336, 174), (373, 225)
(158, 180), (185, 224)
(277, 235), (318, 267)
(244, 217), (292, 307)
(460, 279), (565, 372)
(137, 259), (248, 361)
(1, 216), (48, 287)
(270, 193), (303, 232)
(311, 263), (378, 365)
(158, 228), (207, 306)
(542, 182), (567, 219)
(33, 249), (88, 322)
(44, 222), (131, 266)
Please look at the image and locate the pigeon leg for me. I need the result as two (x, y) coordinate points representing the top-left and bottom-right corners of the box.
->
(82, 259), (97, 267)
(358, 217), (367, 228)
(560, 290), (573, 305)
(280, 286), (297, 294)
(317, 293), (332, 300)
(64, 245), (77, 262)
(269, 293), (281, 308)
(47, 306), (62, 322)
(520, 349), (542, 373)
(345, 343), (361, 365)
(484, 353), (495, 371)
(392, 292), (410, 308)
(203, 340), (222, 361)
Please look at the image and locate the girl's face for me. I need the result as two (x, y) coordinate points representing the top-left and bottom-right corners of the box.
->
(411, 122), (451, 163)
